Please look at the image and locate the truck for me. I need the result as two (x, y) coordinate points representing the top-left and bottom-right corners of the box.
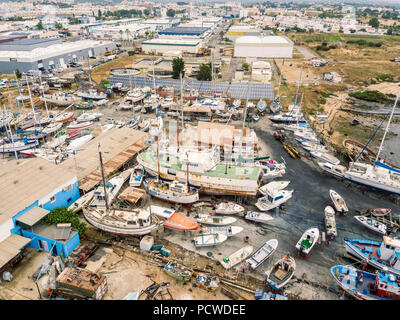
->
(101, 55), (116, 63)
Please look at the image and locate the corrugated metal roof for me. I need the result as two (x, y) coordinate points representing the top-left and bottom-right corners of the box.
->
(0, 158), (76, 225)
(16, 206), (49, 227)
(159, 26), (209, 36)
(0, 234), (31, 269)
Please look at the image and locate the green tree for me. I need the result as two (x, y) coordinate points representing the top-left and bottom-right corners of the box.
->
(369, 17), (380, 28)
(144, 9), (150, 16)
(55, 22), (63, 30)
(15, 69), (22, 79)
(172, 57), (185, 79)
(42, 207), (86, 237)
(242, 62), (249, 71)
(37, 20), (44, 30)
(98, 9), (102, 17)
(196, 63), (212, 81)
(167, 9), (175, 17)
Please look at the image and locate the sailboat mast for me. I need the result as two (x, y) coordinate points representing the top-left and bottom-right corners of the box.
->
(39, 74), (49, 117)
(156, 135), (161, 180)
(180, 72), (184, 148)
(375, 91), (399, 163)
(186, 151), (189, 187)
(239, 75), (252, 158)
(98, 143), (109, 211)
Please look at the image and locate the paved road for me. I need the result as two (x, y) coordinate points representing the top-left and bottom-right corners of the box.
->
(295, 46), (316, 60)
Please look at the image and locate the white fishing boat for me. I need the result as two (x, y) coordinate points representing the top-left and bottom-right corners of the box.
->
(54, 111), (74, 123)
(126, 116), (140, 129)
(269, 98), (281, 114)
(66, 121), (94, 130)
(148, 117), (163, 137)
(324, 206), (337, 240)
(137, 119), (150, 132)
(266, 256), (296, 290)
(261, 162), (286, 180)
(195, 214), (236, 226)
(83, 207), (158, 236)
(256, 100), (267, 112)
(90, 169), (132, 207)
(126, 89), (146, 103)
(259, 181), (290, 196)
(194, 233), (228, 247)
(329, 189), (348, 214)
(255, 189), (293, 212)
(295, 227), (320, 256)
(94, 99), (108, 106)
(214, 202), (244, 215)
(220, 246), (254, 269)
(200, 225), (243, 237)
(317, 162), (346, 179)
(66, 134), (93, 152)
(76, 89), (106, 100)
(144, 178), (199, 204)
(42, 122), (62, 135)
(68, 190), (95, 213)
(354, 216), (387, 235)
(41, 93), (80, 107)
(76, 112), (103, 123)
(246, 239), (278, 270)
(301, 141), (329, 153)
(244, 211), (274, 224)
(129, 165), (144, 187)
(310, 151), (340, 165)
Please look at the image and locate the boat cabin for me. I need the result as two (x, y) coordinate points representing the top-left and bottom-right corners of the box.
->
(375, 272), (400, 298)
(378, 237), (400, 269)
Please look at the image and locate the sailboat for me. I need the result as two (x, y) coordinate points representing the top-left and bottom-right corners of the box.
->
(344, 92), (400, 194)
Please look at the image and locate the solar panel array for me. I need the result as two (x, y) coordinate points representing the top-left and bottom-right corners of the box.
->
(108, 76), (274, 100)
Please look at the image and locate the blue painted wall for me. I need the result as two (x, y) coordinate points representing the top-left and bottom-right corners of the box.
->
(42, 181), (80, 212)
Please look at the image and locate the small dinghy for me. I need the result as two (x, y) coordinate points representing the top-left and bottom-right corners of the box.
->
(324, 206), (337, 240)
(214, 202), (244, 215)
(354, 216), (387, 235)
(244, 211), (274, 224)
(246, 239), (278, 270)
(195, 214), (236, 226)
(194, 233), (228, 247)
(329, 189), (348, 214)
(193, 272), (220, 291)
(129, 165), (144, 187)
(220, 246), (254, 269)
(66, 121), (94, 130)
(370, 208), (391, 217)
(200, 225), (243, 237)
(258, 181), (290, 196)
(295, 227), (319, 257)
(266, 256), (296, 290)
(68, 190), (95, 213)
(164, 261), (193, 283)
(330, 265), (400, 300)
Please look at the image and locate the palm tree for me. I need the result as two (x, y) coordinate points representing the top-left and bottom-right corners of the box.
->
(125, 29), (130, 45)
(119, 29), (123, 41)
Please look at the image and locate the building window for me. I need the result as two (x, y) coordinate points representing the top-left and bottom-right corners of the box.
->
(64, 184), (73, 192)
(50, 196), (56, 203)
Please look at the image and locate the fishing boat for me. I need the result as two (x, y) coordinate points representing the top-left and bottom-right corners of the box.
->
(137, 119), (150, 132)
(129, 165), (144, 187)
(317, 162), (346, 179)
(220, 246), (254, 269)
(354, 216), (387, 235)
(126, 116), (140, 129)
(330, 265), (400, 300)
(54, 112), (74, 123)
(76, 112), (103, 123)
(83, 207), (158, 236)
(76, 89), (107, 101)
(200, 225), (243, 237)
(266, 256), (296, 290)
(329, 189), (348, 214)
(269, 110), (306, 124)
(371, 208), (391, 217)
(261, 161), (286, 180)
(258, 181), (290, 196)
(255, 189), (293, 212)
(195, 214), (236, 226)
(44, 133), (67, 149)
(126, 89), (146, 103)
(40, 122), (62, 135)
(68, 190), (95, 213)
(164, 261), (193, 283)
(40, 93), (80, 107)
(66, 134), (93, 152)
(148, 117), (163, 137)
(246, 239), (278, 270)
(214, 202), (244, 215)
(66, 121), (94, 130)
(193, 272), (220, 291)
(310, 151), (340, 165)
(295, 227), (320, 257)
(256, 99), (267, 112)
(194, 233), (228, 247)
(244, 211), (274, 224)
(148, 205), (199, 230)
(301, 141), (329, 153)
(144, 178), (199, 204)
(344, 236), (400, 276)
(324, 206), (337, 240)
(269, 98), (281, 114)
(90, 169), (132, 207)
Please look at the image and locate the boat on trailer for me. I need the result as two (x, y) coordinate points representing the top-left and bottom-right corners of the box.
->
(246, 239), (278, 270)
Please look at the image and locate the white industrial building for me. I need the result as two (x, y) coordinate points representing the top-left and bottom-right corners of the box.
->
(251, 60), (272, 83)
(141, 38), (201, 55)
(226, 25), (262, 41)
(234, 36), (293, 58)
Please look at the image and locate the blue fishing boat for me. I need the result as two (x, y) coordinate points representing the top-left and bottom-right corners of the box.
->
(330, 265), (400, 300)
(269, 98), (281, 114)
(344, 236), (400, 276)
(256, 99), (267, 112)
